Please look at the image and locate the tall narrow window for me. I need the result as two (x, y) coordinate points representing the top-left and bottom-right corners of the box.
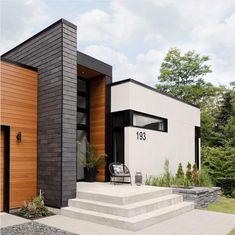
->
(195, 126), (200, 169)
(77, 77), (89, 181)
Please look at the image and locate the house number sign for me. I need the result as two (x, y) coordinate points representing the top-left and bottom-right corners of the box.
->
(136, 131), (146, 140)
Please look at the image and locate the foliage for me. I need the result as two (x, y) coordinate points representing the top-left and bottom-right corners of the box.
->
(176, 163), (184, 179)
(202, 196), (235, 214)
(198, 168), (213, 187)
(192, 164), (199, 186)
(145, 175), (170, 187)
(186, 162), (192, 183)
(228, 229), (235, 235)
(80, 142), (106, 168)
(157, 48), (235, 197)
(216, 177), (235, 198)
(17, 192), (51, 219)
(156, 48), (215, 107)
(163, 159), (171, 187)
(145, 160), (213, 188)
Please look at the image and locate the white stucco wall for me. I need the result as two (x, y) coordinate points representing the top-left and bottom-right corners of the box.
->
(111, 81), (200, 182)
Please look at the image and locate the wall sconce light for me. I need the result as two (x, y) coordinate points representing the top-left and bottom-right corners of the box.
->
(16, 132), (22, 143)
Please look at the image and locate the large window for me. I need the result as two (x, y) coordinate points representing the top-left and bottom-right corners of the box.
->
(77, 77), (89, 181)
(133, 112), (167, 132)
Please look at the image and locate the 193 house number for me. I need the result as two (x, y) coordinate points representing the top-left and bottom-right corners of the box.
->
(136, 131), (146, 140)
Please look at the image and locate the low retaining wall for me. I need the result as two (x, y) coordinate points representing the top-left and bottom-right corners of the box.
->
(172, 187), (221, 208)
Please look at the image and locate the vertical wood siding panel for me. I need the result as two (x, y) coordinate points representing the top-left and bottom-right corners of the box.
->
(89, 76), (106, 182)
(0, 62), (37, 208)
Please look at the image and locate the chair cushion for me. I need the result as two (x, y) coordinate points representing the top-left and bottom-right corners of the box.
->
(112, 173), (130, 177)
(113, 164), (124, 175)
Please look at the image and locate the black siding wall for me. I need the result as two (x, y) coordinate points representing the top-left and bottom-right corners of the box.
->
(2, 19), (77, 207)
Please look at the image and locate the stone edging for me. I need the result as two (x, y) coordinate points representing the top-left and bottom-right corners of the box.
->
(172, 187), (221, 208)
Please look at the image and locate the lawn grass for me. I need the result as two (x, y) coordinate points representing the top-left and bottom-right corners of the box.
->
(228, 229), (235, 235)
(203, 196), (235, 214)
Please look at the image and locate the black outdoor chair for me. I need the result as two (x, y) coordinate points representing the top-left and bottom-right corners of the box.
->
(109, 162), (132, 185)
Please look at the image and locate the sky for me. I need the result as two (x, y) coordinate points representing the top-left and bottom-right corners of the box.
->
(1, 0), (235, 87)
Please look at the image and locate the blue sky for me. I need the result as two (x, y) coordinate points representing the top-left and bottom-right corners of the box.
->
(1, 0), (235, 87)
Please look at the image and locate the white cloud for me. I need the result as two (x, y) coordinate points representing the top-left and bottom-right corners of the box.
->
(0, 0), (49, 54)
(1, 0), (234, 86)
(75, 0), (235, 86)
(84, 45), (164, 86)
(74, 0), (142, 45)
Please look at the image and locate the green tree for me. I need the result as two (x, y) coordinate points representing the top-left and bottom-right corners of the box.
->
(186, 162), (192, 182)
(192, 164), (198, 186)
(156, 48), (215, 107)
(176, 163), (184, 179)
(213, 87), (235, 147)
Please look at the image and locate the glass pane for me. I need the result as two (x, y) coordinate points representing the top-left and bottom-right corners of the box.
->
(133, 113), (166, 131)
(113, 129), (124, 163)
(77, 130), (87, 180)
(77, 79), (87, 92)
(77, 95), (87, 109)
(77, 112), (87, 125)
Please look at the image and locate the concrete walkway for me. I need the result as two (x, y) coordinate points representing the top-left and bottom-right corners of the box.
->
(0, 212), (29, 228)
(1, 210), (234, 234)
(37, 210), (235, 235)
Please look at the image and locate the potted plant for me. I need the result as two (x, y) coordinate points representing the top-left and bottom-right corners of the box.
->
(81, 142), (106, 182)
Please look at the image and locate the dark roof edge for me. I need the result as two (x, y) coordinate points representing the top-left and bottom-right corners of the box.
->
(1, 18), (77, 57)
(1, 57), (38, 72)
(111, 79), (200, 109)
(77, 51), (112, 68)
(77, 51), (112, 77)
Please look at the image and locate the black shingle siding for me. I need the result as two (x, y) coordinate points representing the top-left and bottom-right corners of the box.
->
(2, 19), (77, 208)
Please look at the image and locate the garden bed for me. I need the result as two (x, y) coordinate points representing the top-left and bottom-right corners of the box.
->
(12, 210), (55, 220)
(172, 186), (221, 208)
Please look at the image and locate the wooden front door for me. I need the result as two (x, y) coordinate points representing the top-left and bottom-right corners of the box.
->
(0, 126), (9, 212)
(0, 128), (4, 211)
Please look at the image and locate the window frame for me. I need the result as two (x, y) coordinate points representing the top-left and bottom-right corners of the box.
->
(132, 110), (168, 132)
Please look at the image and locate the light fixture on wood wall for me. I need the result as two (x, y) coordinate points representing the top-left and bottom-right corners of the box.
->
(16, 131), (22, 143)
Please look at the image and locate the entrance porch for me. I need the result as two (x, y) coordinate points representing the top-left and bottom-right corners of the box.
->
(61, 182), (194, 231)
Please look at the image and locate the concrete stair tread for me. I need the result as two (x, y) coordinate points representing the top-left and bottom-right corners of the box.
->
(62, 201), (194, 223)
(76, 187), (172, 205)
(70, 194), (182, 209)
(63, 184), (194, 231)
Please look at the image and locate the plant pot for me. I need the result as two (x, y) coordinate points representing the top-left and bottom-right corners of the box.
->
(84, 167), (97, 182)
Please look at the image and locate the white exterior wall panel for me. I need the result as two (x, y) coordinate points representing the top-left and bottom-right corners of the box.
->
(111, 81), (200, 182)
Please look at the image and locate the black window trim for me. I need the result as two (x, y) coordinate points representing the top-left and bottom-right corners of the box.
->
(111, 109), (168, 133)
(132, 110), (168, 133)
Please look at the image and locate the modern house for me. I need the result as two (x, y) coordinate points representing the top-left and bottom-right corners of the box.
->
(0, 19), (200, 212)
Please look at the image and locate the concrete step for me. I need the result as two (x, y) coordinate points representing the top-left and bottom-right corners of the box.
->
(76, 186), (172, 205)
(68, 194), (183, 217)
(61, 201), (194, 231)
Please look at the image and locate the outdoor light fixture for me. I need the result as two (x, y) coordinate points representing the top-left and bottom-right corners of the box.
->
(16, 131), (22, 143)
(135, 171), (142, 186)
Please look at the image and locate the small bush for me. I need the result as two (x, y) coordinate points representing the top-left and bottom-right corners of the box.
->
(192, 164), (199, 186)
(145, 161), (214, 189)
(198, 168), (213, 187)
(186, 162), (192, 183)
(176, 163), (184, 179)
(17, 192), (52, 219)
(217, 177), (235, 197)
(163, 159), (171, 187)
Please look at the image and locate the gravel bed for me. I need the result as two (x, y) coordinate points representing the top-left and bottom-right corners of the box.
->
(0, 221), (78, 235)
